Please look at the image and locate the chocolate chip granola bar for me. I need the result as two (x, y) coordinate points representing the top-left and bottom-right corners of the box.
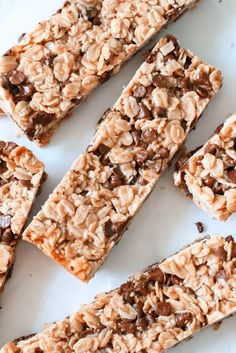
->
(2, 236), (236, 353)
(22, 36), (222, 281)
(0, 142), (45, 292)
(174, 114), (236, 221)
(0, 0), (201, 145)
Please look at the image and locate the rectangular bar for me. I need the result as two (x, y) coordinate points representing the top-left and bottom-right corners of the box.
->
(23, 36), (222, 282)
(0, 0), (201, 145)
(0, 141), (45, 292)
(174, 114), (236, 221)
(2, 235), (236, 353)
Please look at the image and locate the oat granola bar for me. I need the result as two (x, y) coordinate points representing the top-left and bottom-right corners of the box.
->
(0, 0), (201, 145)
(22, 35), (222, 282)
(174, 114), (236, 221)
(0, 141), (45, 292)
(2, 236), (236, 353)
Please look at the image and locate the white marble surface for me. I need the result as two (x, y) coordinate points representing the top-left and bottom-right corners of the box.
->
(0, 0), (236, 351)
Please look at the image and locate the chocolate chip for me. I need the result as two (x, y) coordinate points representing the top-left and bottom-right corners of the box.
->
(21, 180), (33, 188)
(149, 159), (163, 173)
(204, 175), (216, 188)
(178, 77), (193, 92)
(97, 144), (110, 157)
(118, 320), (136, 334)
(131, 131), (141, 146)
(214, 269), (228, 281)
(193, 71), (210, 86)
(148, 267), (165, 284)
(153, 74), (168, 88)
(136, 150), (149, 165)
(176, 312), (193, 328)
(195, 222), (204, 234)
(119, 282), (134, 304)
(137, 104), (153, 120)
(31, 111), (56, 126)
(205, 144), (218, 155)
(0, 215), (11, 229)
(0, 141), (6, 153)
(152, 106), (167, 118)
(213, 246), (227, 261)
(136, 316), (149, 331)
(226, 235), (235, 243)
(103, 220), (114, 238)
(9, 70), (26, 85)
(170, 275), (182, 285)
(145, 52), (156, 64)
(108, 167), (124, 189)
(228, 170), (236, 183)
(195, 86), (209, 99)
(141, 129), (157, 144)
(87, 7), (101, 25)
(2, 229), (14, 245)
(133, 85), (147, 99)
(156, 301), (173, 316)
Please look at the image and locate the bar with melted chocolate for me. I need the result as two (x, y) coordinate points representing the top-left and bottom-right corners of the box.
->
(2, 236), (236, 353)
(0, 0), (201, 145)
(0, 141), (45, 292)
(23, 36), (222, 282)
(174, 114), (236, 221)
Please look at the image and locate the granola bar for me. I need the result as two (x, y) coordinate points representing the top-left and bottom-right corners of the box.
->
(22, 35), (222, 282)
(0, 0), (201, 145)
(2, 236), (236, 353)
(174, 114), (236, 221)
(0, 141), (45, 292)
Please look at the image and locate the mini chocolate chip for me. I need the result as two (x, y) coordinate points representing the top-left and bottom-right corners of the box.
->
(31, 111), (56, 126)
(153, 74), (168, 88)
(213, 246), (227, 261)
(136, 316), (149, 331)
(156, 301), (173, 316)
(21, 180), (33, 188)
(204, 175), (216, 188)
(131, 131), (141, 146)
(149, 159), (163, 173)
(4, 142), (17, 154)
(141, 129), (157, 144)
(195, 222), (204, 233)
(137, 104), (153, 120)
(178, 77), (193, 92)
(119, 282), (134, 304)
(136, 150), (149, 165)
(205, 144), (218, 155)
(2, 229), (14, 245)
(0, 141), (6, 153)
(152, 106), (167, 118)
(193, 71), (210, 86)
(108, 168), (124, 189)
(145, 51), (156, 64)
(170, 275), (182, 285)
(148, 267), (165, 284)
(9, 70), (26, 85)
(97, 144), (110, 157)
(0, 215), (11, 229)
(133, 85), (147, 99)
(215, 124), (224, 134)
(118, 320), (137, 334)
(176, 312), (193, 328)
(214, 269), (228, 281)
(228, 170), (236, 183)
(103, 220), (114, 238)
(226, 235), (235, 243)
(195, 87), (209, 99)
(20, 83), (35, 97)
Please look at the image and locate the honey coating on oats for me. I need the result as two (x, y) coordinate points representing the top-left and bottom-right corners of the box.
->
(23, 36), (222, 282)
(0, 0), (201, 145)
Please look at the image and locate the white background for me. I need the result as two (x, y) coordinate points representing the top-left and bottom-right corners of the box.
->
(0, 0), (235, 351)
